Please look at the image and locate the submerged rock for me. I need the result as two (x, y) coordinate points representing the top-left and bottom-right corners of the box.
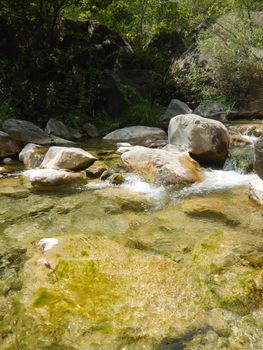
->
(168, 114), (230, 166)
(254, 136), (263, 179)
(40, 146), (97, 171)
(0, 131), (21, 157)
(23, 168), (84, 186)
(249, 178), (263, 206)
(121, 146), (204, 185)
(103, 126), (167, 142)
(3, 119), (51, 145)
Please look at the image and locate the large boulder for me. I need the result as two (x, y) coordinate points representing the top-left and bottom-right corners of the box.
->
(194, 103), (227, 121)
(103, 126), (166, 143)
(121, 146), (204, 185)
(249, 178), (263, 206)
(254, 136), (263, 179)
(19, 143), (46, 169)
(160, 99), (192, 127)
(3, 119), (51, 145)
(40, 146), (97, 171)
(168, 114), (230, 166)
(0, 131), (21, 157)
(23, 169), (83, 187)
(45, 118), (72, 140)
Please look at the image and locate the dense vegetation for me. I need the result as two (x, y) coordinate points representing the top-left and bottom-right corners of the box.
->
(1, 0), (263, 131)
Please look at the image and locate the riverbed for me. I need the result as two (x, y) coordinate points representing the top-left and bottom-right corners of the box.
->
(0, 126), (263, 350)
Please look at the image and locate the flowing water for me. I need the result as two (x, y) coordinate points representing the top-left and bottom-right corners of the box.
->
(0, 127), (263, 350)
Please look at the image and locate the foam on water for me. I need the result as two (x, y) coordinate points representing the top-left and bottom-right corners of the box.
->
(174, 169), (258, 200)
(84, 173), (167, 205)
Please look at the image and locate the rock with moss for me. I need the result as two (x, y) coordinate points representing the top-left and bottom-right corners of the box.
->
(86, 162), (108, 178)
(109, 173), (125, 185)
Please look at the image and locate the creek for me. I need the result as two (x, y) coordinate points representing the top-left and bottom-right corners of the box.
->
(0, 123), (263, 350)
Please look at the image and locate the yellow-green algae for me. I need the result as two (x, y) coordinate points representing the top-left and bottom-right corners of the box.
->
(0, 174), (263, 349)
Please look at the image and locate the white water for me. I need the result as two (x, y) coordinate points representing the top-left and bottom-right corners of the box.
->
(174, 169), (258, 200)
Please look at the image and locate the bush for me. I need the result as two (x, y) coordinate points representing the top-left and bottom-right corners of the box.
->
(197, 11), (263, 99)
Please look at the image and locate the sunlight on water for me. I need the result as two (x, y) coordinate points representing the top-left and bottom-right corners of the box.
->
(174, 169), (258, 199)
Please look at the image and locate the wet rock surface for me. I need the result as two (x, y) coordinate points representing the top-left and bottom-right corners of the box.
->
(121, 146), (204, 185)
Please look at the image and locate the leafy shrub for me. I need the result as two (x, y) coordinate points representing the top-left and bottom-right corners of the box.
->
(197, 11), (263, 99)
(121, 100), (165, 127)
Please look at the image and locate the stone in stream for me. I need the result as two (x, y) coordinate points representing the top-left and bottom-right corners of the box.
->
(194, 102), (227, 121)
(19, 143), (46, 169)
(249, 178), (263, 206)
(0, 131), (21, 157)
(109, 173), (125, 185)
(254, 135), (263, 179)
(45, 118), (72, 140)
(103, 126), (167, 143)
(160, 99), (192, 127)
(3, 119), (52, 145)
(86, 161), (108, 179)
(83, 122), (100, 138)
(23, 168), (84, 186)
(40, 146), (97, 171)
(121, 146), (204, 185)
(168, 114), (230, 166)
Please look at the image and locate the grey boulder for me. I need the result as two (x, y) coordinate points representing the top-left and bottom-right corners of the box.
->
(3, 119), (51, 145)
(194, 103), (227, 121)
(160, 99), (192, 127)
(45, 118), (72, 139)
(0, 131), (21, 157)
(168, 114), (230, 166)
(103, 126), (166, 143)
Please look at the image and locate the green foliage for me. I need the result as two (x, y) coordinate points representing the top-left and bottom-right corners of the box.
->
(197, 10), (263, 98)
(121, 100), (165, 127)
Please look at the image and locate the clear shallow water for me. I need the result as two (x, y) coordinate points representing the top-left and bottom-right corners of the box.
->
(0, 140), (263, 350)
